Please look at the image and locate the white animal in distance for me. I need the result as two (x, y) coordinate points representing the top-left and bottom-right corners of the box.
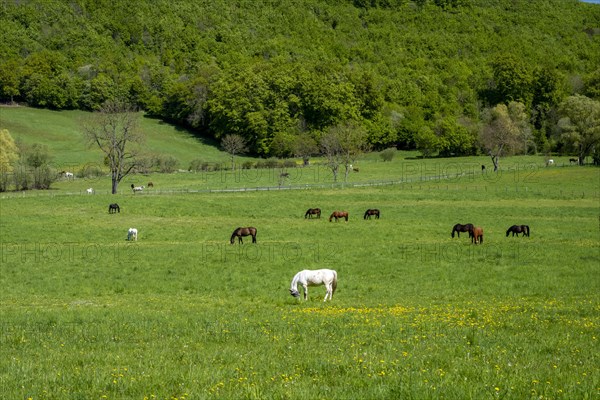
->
(127, 228), (138, 241)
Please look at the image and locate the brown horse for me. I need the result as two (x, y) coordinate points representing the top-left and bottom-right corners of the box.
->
(451, 223), (474, 238)
(471, 227), (484, 244)
(305, 208), (321, 219)
(230, 227), (257, 244)
(329, 211), (349, 222)
(363, 209), (380, 219)
(506, 225), (530, 237)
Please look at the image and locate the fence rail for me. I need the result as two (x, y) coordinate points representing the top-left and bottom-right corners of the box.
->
(1, 167), (599, 199)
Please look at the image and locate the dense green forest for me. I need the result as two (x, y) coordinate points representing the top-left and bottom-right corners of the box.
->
(1, 0), (599, 158)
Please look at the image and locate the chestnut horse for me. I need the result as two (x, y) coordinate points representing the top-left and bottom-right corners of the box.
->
(471, 227), (483, 244)
(506, 225), (530, 237)
(451, 223), (474, 238)
(329, 211), (349, 222)
(230, 227), (257, 244)
(304, 208), (321, 219)
(363, 209), (380, 219)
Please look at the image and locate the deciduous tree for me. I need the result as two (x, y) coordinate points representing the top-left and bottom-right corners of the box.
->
(221, 134), (248, 170)
(557, 95), (600, 165)
(82, 100), (144, 194)
(321, 121), (369, 182)
(480, 102), (532, 171)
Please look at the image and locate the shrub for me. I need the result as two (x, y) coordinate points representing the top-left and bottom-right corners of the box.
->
(242, 161), (255, 169)
(264, 158), (280, 169)
(282, 159), (297, 168)
(380, 148), (397, 162)
(78, 164), (104, 178)
(154, 155), (178, 173)
(188, 159), (203, 172)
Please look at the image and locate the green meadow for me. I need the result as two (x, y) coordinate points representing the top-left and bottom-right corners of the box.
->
(0, 108), (599, 399)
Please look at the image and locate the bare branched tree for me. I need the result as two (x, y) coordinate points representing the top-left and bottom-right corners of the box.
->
(82, 100), (144, 194)
(221, 134), (248, 170)
(321, 121), (369, 182)
(320, 131), (344, 182)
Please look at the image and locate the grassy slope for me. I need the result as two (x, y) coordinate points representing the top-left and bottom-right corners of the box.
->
(0, 106), (240, 170)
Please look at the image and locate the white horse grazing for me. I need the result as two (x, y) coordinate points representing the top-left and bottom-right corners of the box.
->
(289, 269), (337, 302)
(127, 228), (138, 241)
(131, 184), (144, 193)
(64, 171), (74, 180)
(546, 159), (554, 166)
(86, 188), (94, 194)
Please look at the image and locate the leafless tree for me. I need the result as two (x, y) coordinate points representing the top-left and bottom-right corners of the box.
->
(82, 100), (144, 194)
(321, 121), (369, 182)
(221, 134), (248, 170)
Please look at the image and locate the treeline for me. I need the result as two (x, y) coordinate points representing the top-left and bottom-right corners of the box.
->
(1, 0), (599, 157)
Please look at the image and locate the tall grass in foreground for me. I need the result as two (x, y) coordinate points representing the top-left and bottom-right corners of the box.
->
(0, 165), (598, 399)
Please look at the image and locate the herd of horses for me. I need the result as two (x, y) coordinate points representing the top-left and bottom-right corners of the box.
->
(106, 194), (530, 301)
(304, 208), (380, 221)
(451, 223), (531, 244)
(228, 207), (381, 245)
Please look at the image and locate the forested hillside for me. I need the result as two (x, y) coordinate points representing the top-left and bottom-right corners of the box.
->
(1, 0), (599, 157)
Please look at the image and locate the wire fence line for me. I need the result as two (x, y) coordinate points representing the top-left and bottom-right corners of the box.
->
(2, 166), (598, 199)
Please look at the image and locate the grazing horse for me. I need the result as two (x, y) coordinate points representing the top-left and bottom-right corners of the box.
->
(147, 182), (154, 188)
(305, 208), (321, 219)
(546, 159), (554, 166)
(363, 209), (380, 219)
(108, 203), (120, 214)
(451, 223), (474, 238)
(289, 269), (337, 302)
(329, 211), (349, 222)
(86, 188), (94, 195)
(569, 158), (578, 165)
(127, 228), (138, 241)
(506, 225), (530, 237)
(131, 184), (144, 193)
(230, 227), (257, 244)
(471, 227), (484, 244)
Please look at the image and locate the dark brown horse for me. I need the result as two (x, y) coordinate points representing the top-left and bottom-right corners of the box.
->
(451, 223), (474, 238)
(329, 211), (349, 222)
(108, 203), (120, 214)
(471, 227), (484, 244)
(230, 227), (257, 244)
(363, 209), (380, 219)
(506, 225), (530, 237)
(305, 208), (321, 219)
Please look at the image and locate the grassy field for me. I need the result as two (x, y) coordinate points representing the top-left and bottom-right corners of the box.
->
(1, 161), (599, 399)
(1, 107), (599, 399)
